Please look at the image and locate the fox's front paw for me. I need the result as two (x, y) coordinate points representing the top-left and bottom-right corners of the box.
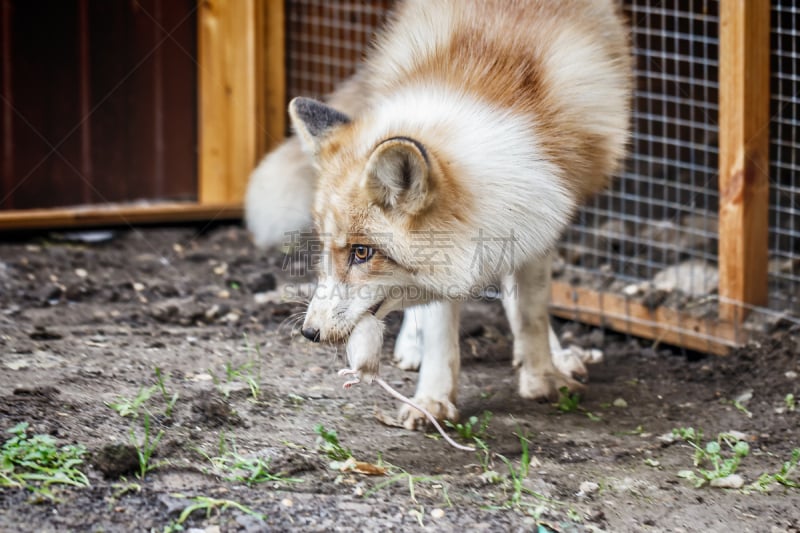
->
(518, 369), (584, 401)
(398, 397), (458, 431)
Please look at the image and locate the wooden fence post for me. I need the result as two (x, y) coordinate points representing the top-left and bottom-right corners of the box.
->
(718, 1), (771, 322)
(256, 0), (286, 157)
(198, 0), (258, 205)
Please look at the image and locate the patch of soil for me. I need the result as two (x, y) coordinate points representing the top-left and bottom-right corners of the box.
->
(1, 225), (799, 532)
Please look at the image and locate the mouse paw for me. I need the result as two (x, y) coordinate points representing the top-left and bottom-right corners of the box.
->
(337, 368), (361, 388)
(338, 367), (377, 388)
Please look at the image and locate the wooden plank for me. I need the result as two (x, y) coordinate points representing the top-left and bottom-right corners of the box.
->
(550, 280), (744, 356)
(717, 1), (771, 322)
(1, 0), (14, 210)
(0, 203), (242, 231)
(255, 0), (286, 156)
(6, 1), (86, 210)
(198, 0), (258, 205)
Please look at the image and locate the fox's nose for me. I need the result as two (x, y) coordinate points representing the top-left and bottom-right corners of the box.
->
(301, 327), (321, 343)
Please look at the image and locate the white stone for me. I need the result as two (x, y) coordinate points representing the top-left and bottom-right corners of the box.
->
(710, 474), (744, 489)
(653, 260), (719, 297)
(579, 481), (600, 495)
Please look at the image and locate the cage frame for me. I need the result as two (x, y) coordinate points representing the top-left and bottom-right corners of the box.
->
(0, 1), (777, 355)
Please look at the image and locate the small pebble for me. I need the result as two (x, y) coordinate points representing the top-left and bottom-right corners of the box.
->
(580, 481), (600, 495)
(710, 474), (744, 489)
(786, 371), (798, 380)
(223, 312), (240, 323)
(622, 283), (640, 296)
(253, 292), (274, 305)
(75, 268), (88, 278)
(281, 498), (293, 507)
(657, 432), (676, 444)
(431, 508), (445, 519)
(735, 390), (753, 403)
(726, 430), (748, 441)
(613, 398), (628, 408)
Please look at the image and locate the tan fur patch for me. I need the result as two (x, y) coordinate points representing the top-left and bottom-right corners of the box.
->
(306, 0), (630, 288)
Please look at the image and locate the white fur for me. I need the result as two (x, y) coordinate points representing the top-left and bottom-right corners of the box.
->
(394, 297), (603, 380)
(367, 0), (455, 87)
(397, 300), (461, 430)
(501, 256), (582, 398)
(393, 306), (424, 370)
(245, 137), (315, 248)
(305, 276), (382, 341)
(544, 29), (631, 170)
(358, 85), (575, 292)
(246, 0), (626, 425)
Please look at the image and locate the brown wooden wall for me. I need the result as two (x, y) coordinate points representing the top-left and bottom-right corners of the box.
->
(0, 0), (197, 211)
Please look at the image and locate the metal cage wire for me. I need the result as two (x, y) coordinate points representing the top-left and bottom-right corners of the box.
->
(770, 0), (800, 314)
(286, 0), (392, 102)
(564, 0), (720, 291)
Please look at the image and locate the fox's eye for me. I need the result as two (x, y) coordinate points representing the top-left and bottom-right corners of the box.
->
(351, 245), (375, 265)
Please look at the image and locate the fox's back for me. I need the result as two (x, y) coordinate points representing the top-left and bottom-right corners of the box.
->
(355, 0), (631, 197)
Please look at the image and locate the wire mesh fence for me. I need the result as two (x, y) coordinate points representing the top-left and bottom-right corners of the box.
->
(286, 0), (393, 101)
(769, 0), (800, 315)
(561, 0), (721, 296)
(282, 0), (800, 348)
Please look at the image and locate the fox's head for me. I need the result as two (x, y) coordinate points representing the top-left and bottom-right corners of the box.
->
(288, 97), (473, 343)
(288, 93), (575, 343)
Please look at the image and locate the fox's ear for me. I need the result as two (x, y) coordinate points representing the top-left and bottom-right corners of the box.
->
(363, 137), (432, 214)
(288, 97), (351, 155)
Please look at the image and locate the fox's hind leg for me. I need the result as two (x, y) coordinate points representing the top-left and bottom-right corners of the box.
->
(549, 327), (604, 379)
(397, 301), (461, 430)
(502, 256), (583, 400)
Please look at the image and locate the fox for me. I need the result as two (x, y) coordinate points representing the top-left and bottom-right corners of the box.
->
(245, 0), (631, 430)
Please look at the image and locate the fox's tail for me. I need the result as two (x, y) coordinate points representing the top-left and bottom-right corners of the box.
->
(245, 72), (368, 248)
(244, 136), (315, 248)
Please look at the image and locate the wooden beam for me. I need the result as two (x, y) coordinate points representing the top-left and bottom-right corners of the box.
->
(717, 1), (771, 322)
(0, 203), (243, 231)
(198, 0), (258, 205)
(550, 280), (745, 356)
(255, 0), (286, 157)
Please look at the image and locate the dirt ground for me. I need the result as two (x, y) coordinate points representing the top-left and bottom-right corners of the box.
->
(0, 224), (798, 532)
